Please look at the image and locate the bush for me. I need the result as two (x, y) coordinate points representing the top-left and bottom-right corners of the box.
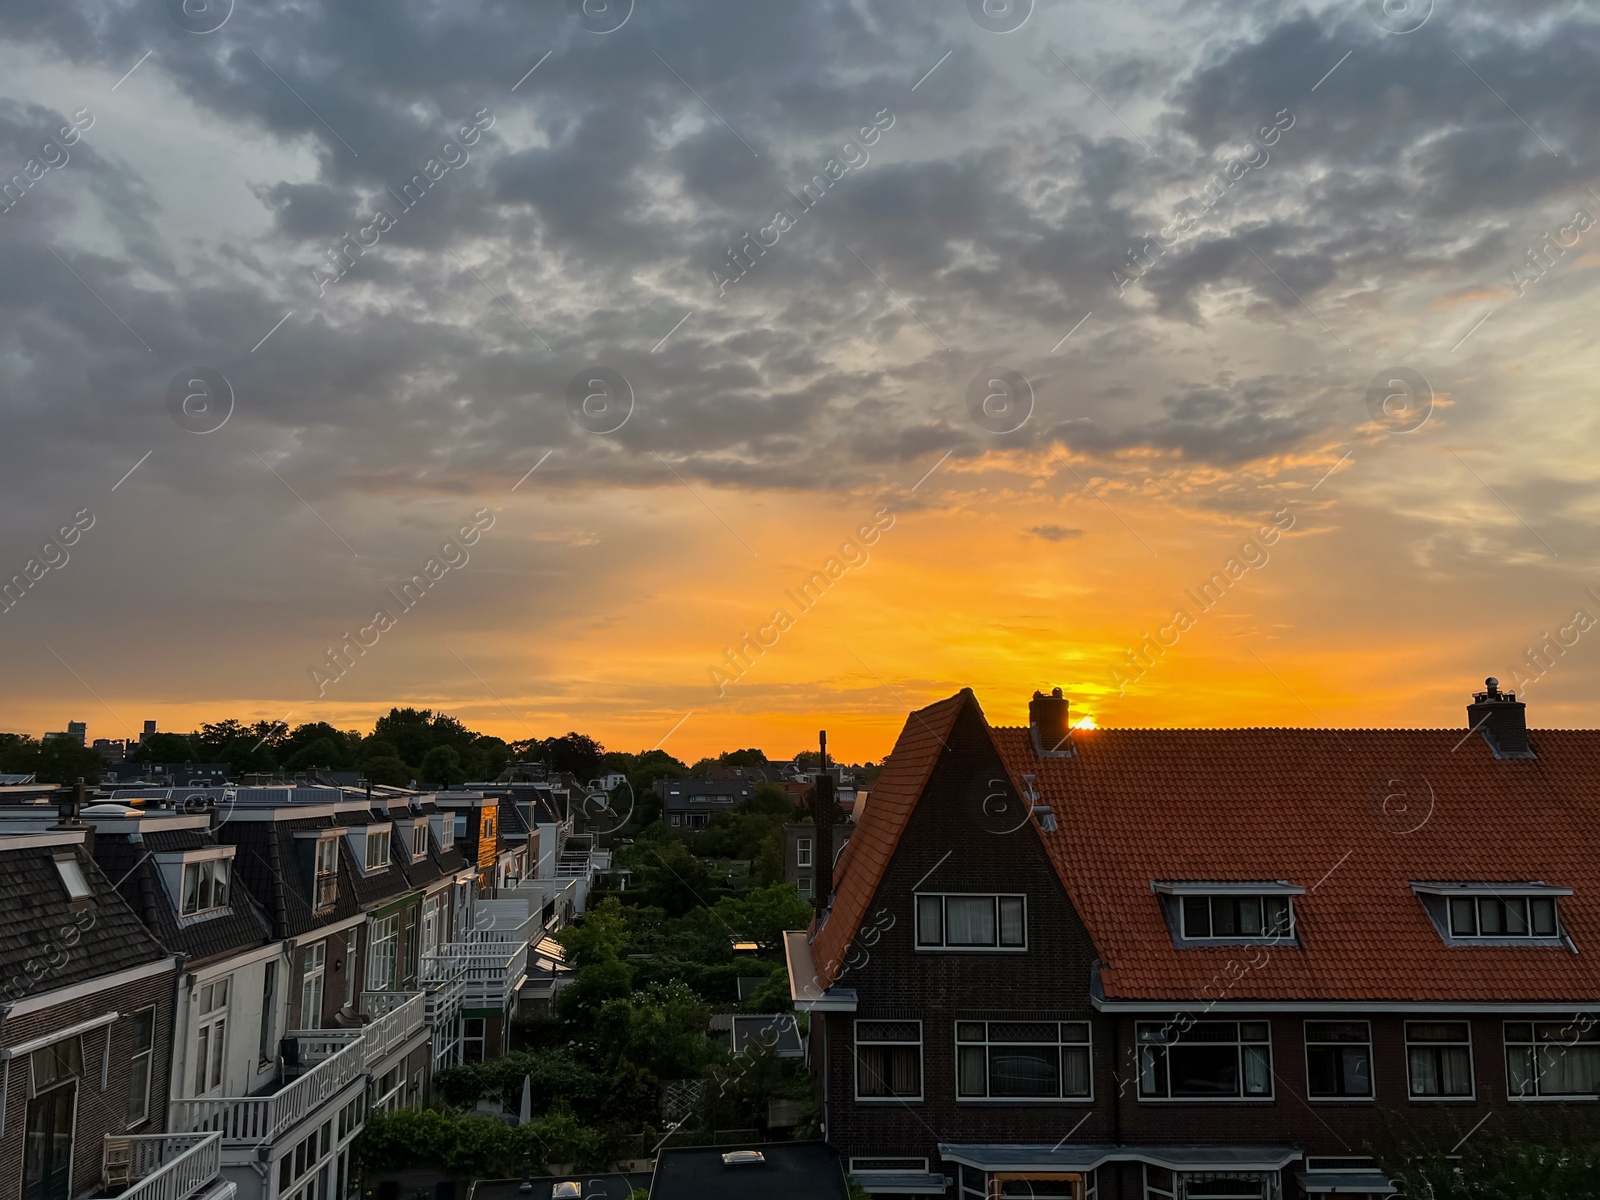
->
(354, 1104), (611, 1176)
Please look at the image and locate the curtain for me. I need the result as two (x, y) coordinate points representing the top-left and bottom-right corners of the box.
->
(1538, 1044), (1600, 1095)
(957, 1046), (986, 1096)
(945, 896), (996, 945)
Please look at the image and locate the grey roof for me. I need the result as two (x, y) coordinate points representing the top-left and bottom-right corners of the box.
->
(217, 814), (362, 938)
(0, 837), (172, 1000)
(92, 827), (273, 966)
(650, 1142), (848, 1200)
(936, 1144), (1302, 1172)
(707, 1013), (804, 1057)
(469, 1174), (649, 1200)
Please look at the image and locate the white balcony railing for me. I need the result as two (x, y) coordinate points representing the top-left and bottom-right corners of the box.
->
(104, 1133), (223, 1200)
(169, 1033), (365, 1145)
(358, 991), (426, 1065)
(418, 941), (526, 1011)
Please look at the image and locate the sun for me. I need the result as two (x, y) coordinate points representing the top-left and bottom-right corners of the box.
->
(1073, 716), (1098, 730)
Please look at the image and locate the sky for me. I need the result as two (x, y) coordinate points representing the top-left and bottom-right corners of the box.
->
(3, 0), (1600, 764)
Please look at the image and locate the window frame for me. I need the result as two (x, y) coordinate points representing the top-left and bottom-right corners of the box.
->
(193, 978), (230, 1096)
(853, 1019), (924, 1103)
(363, 827), (392, 873)
(1177, 893), (1295, 943)
(914, 893), (1028, 952)
(300, 943), (326, 1030)
(53, 854), (93, 902)
(1136, 1020), (1274, 1102)
(1504, 1018), (1600, 1101)
(1448, 895), (1560, 940)
(796, 838), (813, 868)
(411, 819), (430, 862)
(1404, 1020), (1476, 1101)
(953, 1019), (1093, 1104)
(1303, 1019), (1374, 1102)
(367, 916), (399, 992)
(126, 1008), (155, 1125)
(179, 857), (231, 918)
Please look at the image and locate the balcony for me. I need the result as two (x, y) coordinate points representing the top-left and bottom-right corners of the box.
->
(168, 1034), (366, 1146)
(103, 1133), (226, 1200)
(352, 990), (427, 1065)
(418, 940), (527, 1011)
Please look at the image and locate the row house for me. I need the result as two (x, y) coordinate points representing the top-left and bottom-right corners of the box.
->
(0, 824), (230, 1200)
(787, 681), (1600, 1200)
(784, 822), (852, 904)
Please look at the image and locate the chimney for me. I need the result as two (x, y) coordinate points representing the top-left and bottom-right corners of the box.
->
(1029, 688), (1074, 758)
(51, 779), (93, 855)
(812, 731), (834, 910)
(1466, 676), (1533, 758)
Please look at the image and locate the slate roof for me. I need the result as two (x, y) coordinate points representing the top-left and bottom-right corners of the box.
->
(0, 837), (171, 998)
(92, 826), (272, 966)
(218, 815), (362, 939)
(813, 686), (1600, 1005)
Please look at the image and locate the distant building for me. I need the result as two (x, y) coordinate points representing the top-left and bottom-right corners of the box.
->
(93, 737), (128, 763)
(654, 778), (754, 829)
(139, 719), (157, 745)
(783, 821), (850, 902)
(112, 761), (230, 786)
(42, 720), (86, 746)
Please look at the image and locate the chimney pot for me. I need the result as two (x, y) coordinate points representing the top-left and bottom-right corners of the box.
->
(1029, 688), (1074, 758)
(1467, 675), (1533, 758)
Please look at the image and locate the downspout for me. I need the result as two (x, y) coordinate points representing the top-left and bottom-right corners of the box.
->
(820, 1012), (829, 1141)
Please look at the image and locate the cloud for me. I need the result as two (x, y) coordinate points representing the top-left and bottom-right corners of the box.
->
(1025, 525), (1085, 541)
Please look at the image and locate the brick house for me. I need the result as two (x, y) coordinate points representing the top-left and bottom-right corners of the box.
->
(0, 825), (224, 1200)
(786, 681), (1600, 1200)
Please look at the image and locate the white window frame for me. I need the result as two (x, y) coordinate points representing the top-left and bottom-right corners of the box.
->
(126, 1008), (155, 1125)
(368, 916), (398, 992)
(1405, 1021), (1475, 1101)
(954, 1019), (1093, 1103)
(914, 893), (1027, 952)
(1504, 1018), (1600, 1101)
(1136, 1020), (1274, 1102)
(180, 858), (231, 918)
(53, 855), (93, 901)
(300, 943), (326, 1030)
(258, 961), (278, 1065)
(192, 978), (230, 1097)
(796, 838), (813, 868)
(364, 827), (392, 873)
(853, 1019), (923, 1103)
(1303, 1019), (1374, 1101)
(421, 895), (443, 959)
(343, 929), (359, 1007)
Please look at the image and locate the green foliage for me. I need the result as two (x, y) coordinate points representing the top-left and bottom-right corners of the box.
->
(432, 1047), (604, 1113)
(713, 882), (812, 948)
(0, 734), (106, 784)
(624, 840), (727, 917)
(128, 732), (195, 762)
(420, 745), (463, 788)
(361, 756), (411, 786)
(353, 1103), (609, 1175)
(846, 1177), (873, 1200)
(556, 897), (632, 968)
(1381, 1136), (1600, 1199)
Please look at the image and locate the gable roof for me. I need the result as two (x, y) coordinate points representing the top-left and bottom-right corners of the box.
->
(809, 690), (969, 989)
(992, 722), (1600, 1004)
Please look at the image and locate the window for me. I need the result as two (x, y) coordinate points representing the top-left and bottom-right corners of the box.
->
(669, 813), (683, 827)
(127, 1010), (155, 1124)
(258, 962), (279, 1064)
(421, 896), (443, 959)
(956, 1021), (1091, 1100)
(53, 855), (93, 901)
(1305, 1021), (1373, 1099)
(180, 858), (230, 916)
(1137, 1021), (1272, 1099)
(1406, 1022), (1473, 1098)
(797, 839), (813, 868)
(32, 1035), (84, 1091)
(1180, 894), (1292, 940)
(463, 1017), (487, 1064)
(1448, 895), (1559, 938)
(1144, 1168), (1269, 1200)
(344, 930), (359, 1006)
(855, 1020), (922, 1101)
(1506, 1021), (1600, 1098)
(364, 828), (391, 872)
(368, 916), (398, 992)
(313, 838), (339, 909)
(300, 943), (326, 1029)
(797, 877), (813, 899)
(915, 894), (1027, 950)
(193, 978), (230, 1095)
(412, 820), (430, 861)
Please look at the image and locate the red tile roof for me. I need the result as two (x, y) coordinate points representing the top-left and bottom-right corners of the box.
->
(810, 691), (967, 989)
(1000, 722), (1600, 1002)
(813, 686), (1600, 1004)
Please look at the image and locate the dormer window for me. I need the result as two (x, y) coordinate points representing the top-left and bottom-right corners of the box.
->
(365, 827), (392, 872)
(411, 819), (430, 862)
(1153, 882), (1303, 945)
(314, 837), (339, 909)
(1412, 883), (1569, 944)
(181, 859), (230, 916)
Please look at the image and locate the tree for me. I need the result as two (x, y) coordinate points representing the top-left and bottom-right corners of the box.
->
(361, 756), (411, 787)
(1381, 1135), (1600, 1198)
(0, 735), (108, 785)
(285, 737), (345, 771)
(128, 732), (195, 763)
(541, 732), (605, 782)
(420, 745), (463, 788)
(713, 882), (812, 947)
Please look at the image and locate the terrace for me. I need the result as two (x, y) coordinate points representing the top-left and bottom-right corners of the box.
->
(102, 1133), (229, 1200)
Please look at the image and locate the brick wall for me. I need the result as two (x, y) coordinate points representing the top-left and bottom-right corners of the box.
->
(0, 969), (177, 1200)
